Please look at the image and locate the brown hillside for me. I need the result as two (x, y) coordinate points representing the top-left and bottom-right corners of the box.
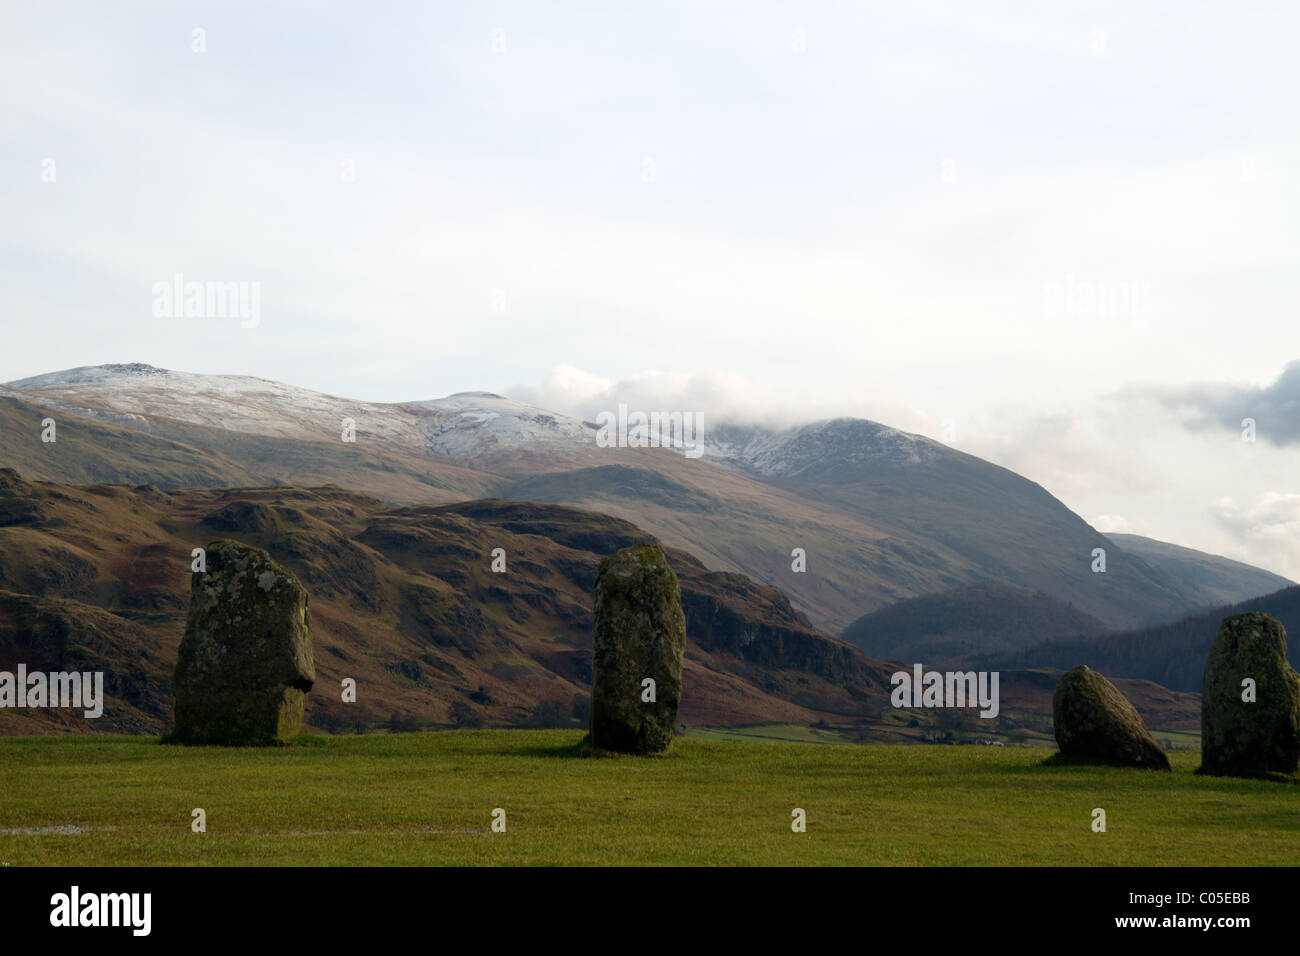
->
(0, 471), (896, 735)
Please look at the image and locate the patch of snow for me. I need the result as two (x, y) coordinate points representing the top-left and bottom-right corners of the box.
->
(701, 417), (938, 478)
(5, 364), (596, 459)
(3, 363), (939, 473)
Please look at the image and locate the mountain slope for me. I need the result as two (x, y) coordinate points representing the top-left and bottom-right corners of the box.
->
(841, 582), (1107, 664)
(0, 393), (262, 488)
(978, 585), (1300, 693)
(1105, 532), (1294, 608)
(0, 379), (504, 503)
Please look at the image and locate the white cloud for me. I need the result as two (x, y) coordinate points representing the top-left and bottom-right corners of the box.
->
(506, 365), (928, 433)
(1091, 515), (1137, 534)
(1213, 493), (1300, 581)
(511, 365), (613, 410)
(951, 406), (1169, 502)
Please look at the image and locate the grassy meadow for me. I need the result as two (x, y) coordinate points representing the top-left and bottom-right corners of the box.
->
(1, 729), (1296, 866)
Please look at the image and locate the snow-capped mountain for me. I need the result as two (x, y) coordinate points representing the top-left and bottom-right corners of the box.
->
(5, 363), (945, 477)
(4, 361), (1282, 635)
(702, 419), (942, 481)
(3, 363), (598, 459)
(410, 391), (597, 458)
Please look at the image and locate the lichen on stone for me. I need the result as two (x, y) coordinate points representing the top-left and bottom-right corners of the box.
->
(169, 539), (315, 746)
(1200, 612), (1300, 778)
(589, 545), (685, 754)
(1052, 665), (1170, 769)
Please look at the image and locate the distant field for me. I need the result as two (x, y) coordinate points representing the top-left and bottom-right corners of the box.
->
(0, 730), (1293, 866)
(686, 723), (859, 744)
(1151, 729), (1202, 751)
(687, 719), (1115, 749)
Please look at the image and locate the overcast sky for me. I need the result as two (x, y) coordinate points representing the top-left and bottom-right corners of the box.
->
(3, 2), (1299, 578)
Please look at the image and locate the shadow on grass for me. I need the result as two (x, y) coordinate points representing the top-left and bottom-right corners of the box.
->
(159, 730), (325, 749)
(1194, 765), (1299, 784)
(1039, 752), (1171, 771)
(1039, 752), (1298, 783)
(480, 733), (684, 760)
(152, 727), (673, 759)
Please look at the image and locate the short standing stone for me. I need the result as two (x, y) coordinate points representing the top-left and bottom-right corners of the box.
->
(590, 545), (685, 754)
(1053, 665), (1170, 769)
(171, 540), (315, 745)
(1201, 612), (1300, 777)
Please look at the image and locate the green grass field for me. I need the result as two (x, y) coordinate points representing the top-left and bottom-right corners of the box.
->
(1, 730), (1295, 866)
(686, 723), (859, 744)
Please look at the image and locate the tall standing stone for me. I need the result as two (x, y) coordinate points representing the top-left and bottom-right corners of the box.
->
(590, 545), (685, 754)
(171, 540), (315, 745)
(1052, 665), (1170, 769)
(1201, 612), (1300, 777)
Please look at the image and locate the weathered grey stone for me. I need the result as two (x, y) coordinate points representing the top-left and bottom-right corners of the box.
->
(171, 540), (314, 745)
(1201, 612), (1300, 777)
(1052, 665), (1170, 769)
(590, 545), (685, 754)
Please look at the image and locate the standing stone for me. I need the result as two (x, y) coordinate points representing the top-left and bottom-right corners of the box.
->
(590, 545), (685, 754)
(1201, 612), (1300, 777)
(171, 540), (315, 745)
(1052, 665), (1170, 769)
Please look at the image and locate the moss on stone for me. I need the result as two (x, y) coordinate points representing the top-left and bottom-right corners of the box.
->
(589, 545), (685, 754)
(169, 540), (315, 746)
(1200, 612), (1300, 777)
(1052, 665), (1170, 769)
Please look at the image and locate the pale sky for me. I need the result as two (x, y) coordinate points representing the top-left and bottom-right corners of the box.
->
(3, 2), (1299, 579)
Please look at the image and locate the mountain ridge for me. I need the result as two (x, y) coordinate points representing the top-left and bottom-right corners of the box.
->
(2, 362), (1278, 634)
(1104, 532), (1293, 609)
